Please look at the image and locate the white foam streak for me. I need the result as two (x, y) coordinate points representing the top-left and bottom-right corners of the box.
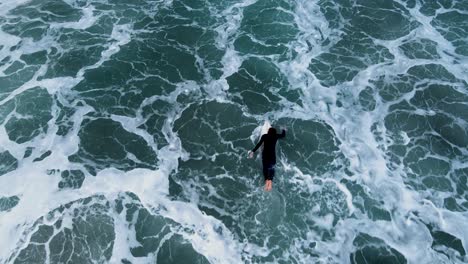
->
(50, 6), (98, 30)
(208, 0), (257, 100)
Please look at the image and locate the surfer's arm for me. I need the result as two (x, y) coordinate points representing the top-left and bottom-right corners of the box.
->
(252, 135), (265, 152)
(278, 129), (286, 139)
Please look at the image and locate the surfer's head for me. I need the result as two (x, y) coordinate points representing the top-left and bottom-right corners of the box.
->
(268, 127), (277, 135)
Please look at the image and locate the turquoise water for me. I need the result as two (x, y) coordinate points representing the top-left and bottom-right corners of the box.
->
(0, 0), (467, 263)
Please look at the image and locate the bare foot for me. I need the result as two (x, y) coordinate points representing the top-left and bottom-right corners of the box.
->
(265, 180), (272, 191)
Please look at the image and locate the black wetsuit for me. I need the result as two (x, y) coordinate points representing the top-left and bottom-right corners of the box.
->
(252, 130), (286, 181)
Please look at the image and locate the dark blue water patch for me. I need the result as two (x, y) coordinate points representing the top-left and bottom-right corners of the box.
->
(157, 22), (225, 79)
(276, 118), (344, 175)
(318, 0), (353, 31)
(1, 19), (48, 42)
(454, 0), (468, 11)
(419, 0), (453, 16)
(357, 0), (419, 40)
(0, 54), (10, 67)
(23, 147), (33, 158)
(73, 30), (211, 116)
(234, 35), (290, 58)
(33, 151), (52, 162)
(418, 133), (461, 161)
(74, 64), (156, 117)
(7, 21), (106, 78)
(30, 225), (54, 244)
(322, 0), (419, 40)
(358, 87), (377, 112)
(68, 118), (157, 174)
(158, 0), (218, 27)
(310, 0), (425, 87)
(16, 0), (82, 22)
(55, 101), (79, 137)
(410, 84), (468, 122)
(110, 39), (204, 83)
(443, 197), (467, 212)
(407, 64), (464, 83)
(399, 39), (441, 60)
(0, 196), (20, 212)
(429, 112), (467, 148)
(0, 151), (18, 177)
(374, 76), (415, 103)
(407, 84), (468, 149)
(407, 154), (450, 178)
(3, 87), (53, 144)
(398, 139), (454, 193)
(3, 61), (27, 75)
(309, 30), (394, 87)
(174, 100), (257, 158)
(0, 65), (41, 102)
(132, 0), (224, 79)
(226, 57), (301, 114)
(2, 0), (83, 42)
(427, 225), (466, 260)
(130, 207), (172, 257)
(422, 175), (453, 192)
(58, 170), (85, 189)
(234, 0), (297, 58)
(350, 233), (407, 264)
(20, 50), (48, 66)
(41, 30), (107, 78)
(75, 58), (146, 90)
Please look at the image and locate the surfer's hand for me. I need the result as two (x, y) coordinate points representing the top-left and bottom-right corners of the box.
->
(248, 151), (254, 158)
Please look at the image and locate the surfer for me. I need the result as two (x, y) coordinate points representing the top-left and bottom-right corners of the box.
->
(248, 127), (286, 191)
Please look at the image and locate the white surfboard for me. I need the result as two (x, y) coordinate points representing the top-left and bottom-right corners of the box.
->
(259, 121), (271, 152)
(261, 120), (271, 136)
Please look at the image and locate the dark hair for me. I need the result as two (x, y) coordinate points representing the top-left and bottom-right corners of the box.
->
(268, 127), (277, 135)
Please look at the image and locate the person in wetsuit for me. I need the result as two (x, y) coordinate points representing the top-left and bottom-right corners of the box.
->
(248, 127), (286, 191)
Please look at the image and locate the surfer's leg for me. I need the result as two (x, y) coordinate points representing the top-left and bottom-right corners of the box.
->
(262, 161), (269, 182)
(266, 165), (274, 191)
(262, 160), (274, 191)
(267, 165), (275, 180)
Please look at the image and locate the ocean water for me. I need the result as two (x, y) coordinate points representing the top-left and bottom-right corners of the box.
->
(0, 0), (467, 263)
